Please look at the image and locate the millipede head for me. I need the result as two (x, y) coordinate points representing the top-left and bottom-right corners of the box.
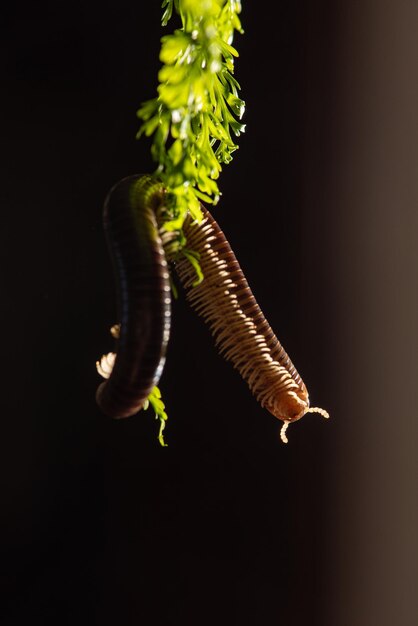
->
(264, 388), (310, 424)
(279, 402), (330, 444)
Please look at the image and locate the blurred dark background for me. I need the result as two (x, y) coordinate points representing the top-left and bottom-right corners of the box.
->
(1, 1), (417, 624)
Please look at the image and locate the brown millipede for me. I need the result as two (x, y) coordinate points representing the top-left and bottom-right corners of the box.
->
(96, 175), (329, 442)
(174, 206), (329, 442)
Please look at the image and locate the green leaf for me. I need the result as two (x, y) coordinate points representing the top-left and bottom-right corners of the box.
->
(168, 139), (184, 166)
(160, 32), (190, 64)
(226, 93), (245, 118)
(144, 386), (169, 447)
(182, 248), (204, 285)
(161, 0), (174, 26)
(194, 188), (214, 203)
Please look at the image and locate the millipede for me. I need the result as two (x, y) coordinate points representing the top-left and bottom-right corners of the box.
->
(96, 175), (170, 419)
(96, 174), (329, 442)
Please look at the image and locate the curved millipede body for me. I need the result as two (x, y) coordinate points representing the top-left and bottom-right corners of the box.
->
(97, 175), (328, 441)
(96, 175), (170, 419)
(174, 206), (329, 442)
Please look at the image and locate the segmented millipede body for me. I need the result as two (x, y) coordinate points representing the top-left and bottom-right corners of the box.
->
(174, 206), (329, 442)
(96, 174), (328, 441)
(96, 175), (170, 419)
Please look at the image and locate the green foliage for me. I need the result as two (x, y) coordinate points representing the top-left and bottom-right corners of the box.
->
(143, 386), (169, 446)
(139, 1), (245, 445)
(137, 0), (245, 231)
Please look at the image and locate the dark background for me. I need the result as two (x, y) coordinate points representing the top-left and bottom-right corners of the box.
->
(1, 1), (417, 625)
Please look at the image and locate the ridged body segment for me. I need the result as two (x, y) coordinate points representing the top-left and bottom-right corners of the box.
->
(174, 207), (312, 424)
(96, 175), (170, 419)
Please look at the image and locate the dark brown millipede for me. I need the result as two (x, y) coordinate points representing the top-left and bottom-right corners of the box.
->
(96, 174), (329, 441)
(96, 175), (170, 418)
